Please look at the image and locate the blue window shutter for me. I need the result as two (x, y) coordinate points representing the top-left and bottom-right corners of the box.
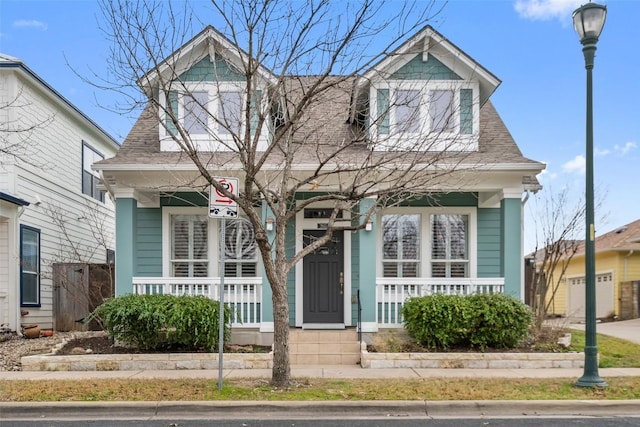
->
(166, 91), (178, 136)
(377, 89), (389, 135)
(250, 90), (262, 136)
(460, 89), (473, 135)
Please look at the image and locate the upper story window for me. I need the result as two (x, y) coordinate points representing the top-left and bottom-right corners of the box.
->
(371, 81), (478, 151)
(82, 142), (105, 203)
(159, 82), (269, 152)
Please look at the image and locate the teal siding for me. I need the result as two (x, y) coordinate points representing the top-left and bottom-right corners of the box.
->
(501, 198), (522, 298)
(165, 91), (178, 136)
(115, 198), (136, 296)
(477, 208), (502, 278)
(377, 89), (389, 135)
(358, 199), (377, 324)
(390, 54), (462, 80)
(180, 54), (244, 82)
(136, 208), (162, 276)
(460, 88), (473, 135)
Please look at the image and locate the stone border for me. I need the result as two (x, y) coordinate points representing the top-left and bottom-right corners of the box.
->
(21, 352), (273, 371)
(360, 346), (586, 369)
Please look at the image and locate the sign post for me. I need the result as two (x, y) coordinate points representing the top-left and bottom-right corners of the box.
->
(209, 178), (238, 390)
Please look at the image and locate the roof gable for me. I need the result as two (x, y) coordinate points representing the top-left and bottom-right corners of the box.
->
(389, 53), (462, 81)
(138, 26), (275, 94)
(358, 25), (500, 105)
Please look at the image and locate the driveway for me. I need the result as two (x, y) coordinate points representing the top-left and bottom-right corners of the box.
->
(570, 318), (640, 344)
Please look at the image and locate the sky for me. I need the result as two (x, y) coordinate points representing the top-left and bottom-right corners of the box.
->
(0, 0), (638, 253)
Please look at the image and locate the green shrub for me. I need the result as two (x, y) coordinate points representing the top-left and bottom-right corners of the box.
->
(402, 293), (532, 351)
(91, 294), (230, 351)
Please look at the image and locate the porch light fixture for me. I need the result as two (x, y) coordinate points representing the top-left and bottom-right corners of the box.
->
(365, 219), (373, 232)
(265, 217), (274, 231)
(573, 1), (607, 388)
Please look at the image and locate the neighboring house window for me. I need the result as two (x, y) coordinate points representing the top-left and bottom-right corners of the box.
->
(431, 214), (468, 278)
(82, 142), (105, 202)
(20, 225), (40, 306)
(382, 214), (420, 278)
(171, 215), (209, 277)
(223, 218), (258, 277)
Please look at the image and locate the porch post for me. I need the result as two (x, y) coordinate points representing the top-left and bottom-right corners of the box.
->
(115, 197), (137, 296)
(501, 196), (522, 299)
(358, 198), (378, 331)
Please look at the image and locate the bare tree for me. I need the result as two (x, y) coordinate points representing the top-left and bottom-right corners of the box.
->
(527, 186), (607, 329)
(95, 0), (501, 386)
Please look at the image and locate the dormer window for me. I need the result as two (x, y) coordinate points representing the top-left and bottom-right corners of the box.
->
(370, 81), (479, 152)
(159, 82), (268, 152)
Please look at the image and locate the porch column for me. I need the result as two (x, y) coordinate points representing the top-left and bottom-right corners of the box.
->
(501, 196), (522, 299)
(260, 201), (274, 332)
(358, 198), (377, 332)
(115, 197), (137, 296)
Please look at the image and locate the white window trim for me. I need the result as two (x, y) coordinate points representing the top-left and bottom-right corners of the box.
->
(369, 80), (479, 152)
(161, 206), (261, 278)
(158, 82), (247, 151)
(376, 206), (477, 278)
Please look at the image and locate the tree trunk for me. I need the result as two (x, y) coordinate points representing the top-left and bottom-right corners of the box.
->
(270, 276), (291, 386)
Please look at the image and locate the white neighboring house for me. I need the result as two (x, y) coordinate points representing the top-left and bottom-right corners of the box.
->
(0, 53), (119, 333)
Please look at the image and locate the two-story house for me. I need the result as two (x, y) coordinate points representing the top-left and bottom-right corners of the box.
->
(0, 54), (119, 333)
(94, 25), (544, 362)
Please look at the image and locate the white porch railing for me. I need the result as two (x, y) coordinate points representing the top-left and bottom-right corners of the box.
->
(376, 277), (505, 327)
(132, 277), (262, 327)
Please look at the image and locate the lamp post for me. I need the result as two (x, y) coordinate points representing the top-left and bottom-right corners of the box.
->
(573, 1), (607, 388)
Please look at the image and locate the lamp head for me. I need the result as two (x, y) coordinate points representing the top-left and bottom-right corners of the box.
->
(573, 2), (607, 45)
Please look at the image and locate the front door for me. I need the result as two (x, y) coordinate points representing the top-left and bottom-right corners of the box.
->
(303, 230), (344, 324)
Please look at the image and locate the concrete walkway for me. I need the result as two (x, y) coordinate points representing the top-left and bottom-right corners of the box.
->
(2, 366), (640, 381)
(569, 318), (640, 344)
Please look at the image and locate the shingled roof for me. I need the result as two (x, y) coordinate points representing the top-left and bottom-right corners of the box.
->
(577, 219), (640, 256)
(96, 75), (541, 175)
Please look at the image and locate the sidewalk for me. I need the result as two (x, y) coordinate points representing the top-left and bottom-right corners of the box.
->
(3, 365), (640, 380)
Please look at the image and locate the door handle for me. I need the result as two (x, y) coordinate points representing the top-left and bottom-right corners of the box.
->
(339, 272), (344, 295)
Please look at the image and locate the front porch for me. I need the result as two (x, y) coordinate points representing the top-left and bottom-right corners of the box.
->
(131, 275), (505, 331)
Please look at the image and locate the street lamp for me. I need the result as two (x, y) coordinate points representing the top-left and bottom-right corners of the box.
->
(573, 1), (607, 388)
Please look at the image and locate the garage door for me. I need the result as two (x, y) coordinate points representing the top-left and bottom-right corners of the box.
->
(567, 272), (614, 319)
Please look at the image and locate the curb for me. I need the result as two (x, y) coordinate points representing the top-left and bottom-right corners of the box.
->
(1, 400), (639, 420)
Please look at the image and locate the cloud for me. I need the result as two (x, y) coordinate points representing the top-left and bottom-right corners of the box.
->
(514, 0), (584, 21)
(595, 148), (611, 157)
(614, 141), (637, 155)
(13, 19), (48, 31)
(562, 154), (585, 175)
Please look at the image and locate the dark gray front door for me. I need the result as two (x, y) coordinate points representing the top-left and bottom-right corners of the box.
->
(303, 230), (344, 323)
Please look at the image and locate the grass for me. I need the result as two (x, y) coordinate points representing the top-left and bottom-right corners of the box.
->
(569, 330), (640, 368)
(2, 377), (640, 402)
(2, 330), (638, 402)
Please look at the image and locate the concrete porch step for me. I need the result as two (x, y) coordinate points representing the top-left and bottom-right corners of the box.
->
(288, 329), (360, 365)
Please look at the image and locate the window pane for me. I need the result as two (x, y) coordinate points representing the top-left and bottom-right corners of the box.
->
(223, 219), (257, 277)
(20, 227), (39, 305)
(171, 215), (208, 277)
(430, 90), (455, 132)
(382, 214), (420, 278)
(395, 90), (420, 133)
(430, 214), (468, 278)
(184, 91), (208, 135)
(219, 91), (242, 135)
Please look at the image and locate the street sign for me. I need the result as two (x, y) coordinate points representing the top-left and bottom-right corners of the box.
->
(209, 177), (238, 218)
